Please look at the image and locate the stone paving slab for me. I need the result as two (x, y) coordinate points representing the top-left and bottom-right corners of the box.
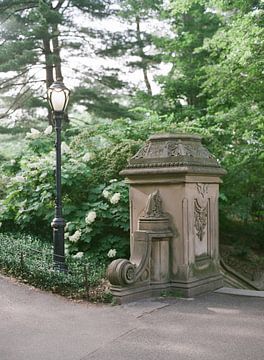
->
(215, 287), (264, 298)
(0, 275), (263, 360)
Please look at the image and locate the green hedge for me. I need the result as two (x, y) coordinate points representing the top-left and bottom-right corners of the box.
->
(0, 232), (112, 302)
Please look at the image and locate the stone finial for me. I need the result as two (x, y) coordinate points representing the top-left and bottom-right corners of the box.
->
(143, 190), (165, 218)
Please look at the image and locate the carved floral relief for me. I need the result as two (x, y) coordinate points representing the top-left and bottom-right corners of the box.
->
(194, 183), (209, 242)
(194, 199), (208, 242)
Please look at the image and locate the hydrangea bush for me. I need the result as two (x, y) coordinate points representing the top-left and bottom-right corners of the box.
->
(0, 124), (137, 261)
(0, 112), (188, 261)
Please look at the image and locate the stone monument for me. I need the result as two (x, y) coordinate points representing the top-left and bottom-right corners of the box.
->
(107, 133), (226, 303)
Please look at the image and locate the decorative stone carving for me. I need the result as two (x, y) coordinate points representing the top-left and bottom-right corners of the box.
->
(196, 183), (208, 198)
(194, 199), (208, 241)
(108, 133), (226, 303)
(143, 190), (165, 218)
(107, 259), (137, 286)
(107, 191), (172, 288)
(134, 143), (150, 159)
(124, 134), (224, 172)
(132, 139), (215, 161)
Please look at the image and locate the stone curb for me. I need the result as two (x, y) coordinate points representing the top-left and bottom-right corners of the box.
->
(215, 287), (264, 298)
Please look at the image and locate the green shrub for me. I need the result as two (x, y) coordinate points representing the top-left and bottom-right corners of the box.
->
(0, 114), (182, 259)
(0, 125), (132, 259)
(0, 111), (263, 259)
(0, 232), (110, 301)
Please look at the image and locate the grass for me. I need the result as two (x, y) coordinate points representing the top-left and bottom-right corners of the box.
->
(0, 232), (112, 302)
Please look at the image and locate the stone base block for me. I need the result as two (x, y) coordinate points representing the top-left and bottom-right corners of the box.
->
(110, 283), (171, 304)
(110, 275), (223, 304)
(170, 274), (223, 298)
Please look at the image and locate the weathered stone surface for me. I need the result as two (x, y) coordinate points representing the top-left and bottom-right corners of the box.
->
(108, 133), (226, 303)
(121, 133), (226, 176)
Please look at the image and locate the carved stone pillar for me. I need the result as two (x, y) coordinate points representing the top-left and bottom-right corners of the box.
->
(107, 134), (226, 303)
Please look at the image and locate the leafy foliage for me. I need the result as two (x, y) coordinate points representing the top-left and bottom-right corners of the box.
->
(0, 112), (192, 259)
(0, 0), (263, 267)
(0, 121), (144, 259)
(0, 232), (110, 301)
(0, 0), (130, 122)
(154, 2), (220, 118)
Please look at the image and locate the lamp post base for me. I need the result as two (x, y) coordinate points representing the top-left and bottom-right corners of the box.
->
(52, 217), (67, 273)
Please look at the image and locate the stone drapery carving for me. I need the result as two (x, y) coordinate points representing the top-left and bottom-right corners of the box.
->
(194, 199), (208, 242)
(194, 183), (209, 242)
(196, 183), (208, 198)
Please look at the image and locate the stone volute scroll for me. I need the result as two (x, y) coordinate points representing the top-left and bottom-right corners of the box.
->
(107, 190), (173, 293)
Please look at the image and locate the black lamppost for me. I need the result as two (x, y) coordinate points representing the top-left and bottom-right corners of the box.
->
(47, 80), (70, 271)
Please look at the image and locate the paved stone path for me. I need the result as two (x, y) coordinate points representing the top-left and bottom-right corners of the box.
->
(0, 274), (263, 360)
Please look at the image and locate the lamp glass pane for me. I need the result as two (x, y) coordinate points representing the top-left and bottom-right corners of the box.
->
(47, 88), (53, 110)
(63, 89), (70, 110)
(50, 90), (66, 112)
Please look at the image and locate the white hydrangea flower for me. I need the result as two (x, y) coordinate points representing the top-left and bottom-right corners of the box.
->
(64, 232), (69, 239)
(44, 125), (53, 135)
(1, 175), (8, 181)
(27, 161), (38, 169)
(69, 230), (81, 243)
(85, 210), (96, 225)
(109, 179), (117, 183)
(25, 132), (31, 139)
(110, 192), (121, 204)
(25, 133), (32, 140)
(65, 222), (71, 231)
(10, 159), (16, 165)
(102, 189), (110, 199)
(31, 128), (40, 135)
(61, 142), (71, 155)
(72, 251), (84, 259)
(26, 128), (41, 139)
(69, 158), (79, 165)
(82, 153), (93, 162)
(107, 249), (117, 258)
(15, 175), (26, 183)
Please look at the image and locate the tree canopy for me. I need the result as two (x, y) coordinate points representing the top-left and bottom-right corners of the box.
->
(0, 0), (263, 245)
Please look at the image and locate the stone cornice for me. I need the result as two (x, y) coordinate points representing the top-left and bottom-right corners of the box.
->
(121, 133), (226, 177)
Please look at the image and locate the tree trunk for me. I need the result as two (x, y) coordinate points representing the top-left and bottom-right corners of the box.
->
(136, 16), (152, 96)
(43, 37), (54, 125)
(52, 24), (63, 82)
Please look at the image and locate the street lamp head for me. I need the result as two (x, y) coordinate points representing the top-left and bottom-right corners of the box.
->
(47, 80), (70, 113)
